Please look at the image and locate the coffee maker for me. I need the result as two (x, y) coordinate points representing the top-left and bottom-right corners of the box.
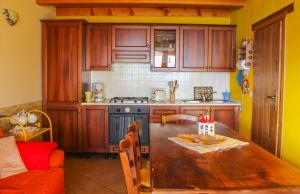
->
(92, 82), (104, 102)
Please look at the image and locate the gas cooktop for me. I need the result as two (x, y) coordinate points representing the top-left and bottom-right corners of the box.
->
(109, 97), (149, 104)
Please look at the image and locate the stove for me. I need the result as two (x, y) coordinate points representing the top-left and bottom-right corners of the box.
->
(108, 97), (150, 154)
(110, 97), (149, 104)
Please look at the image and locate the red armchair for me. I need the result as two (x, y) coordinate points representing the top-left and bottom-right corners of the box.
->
(0, 129), (65, 194)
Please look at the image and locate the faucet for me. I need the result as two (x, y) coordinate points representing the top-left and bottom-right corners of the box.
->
(201, 95), (206, 102)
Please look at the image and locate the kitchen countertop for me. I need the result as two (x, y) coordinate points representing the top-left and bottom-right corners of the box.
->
(81, 99), (241, 106)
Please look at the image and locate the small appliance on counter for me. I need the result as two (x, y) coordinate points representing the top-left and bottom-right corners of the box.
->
(92, 82), (104, 102)
(152, 88), (167, 102)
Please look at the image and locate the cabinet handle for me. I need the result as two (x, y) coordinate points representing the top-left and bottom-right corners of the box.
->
(147, 44), (150, 48)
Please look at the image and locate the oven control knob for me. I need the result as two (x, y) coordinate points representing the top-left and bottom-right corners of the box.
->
(125, 107), (130, 113)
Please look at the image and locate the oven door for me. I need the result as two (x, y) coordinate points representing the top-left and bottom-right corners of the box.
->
(132, 114), (149, 145)
(109, 114), (149, 145)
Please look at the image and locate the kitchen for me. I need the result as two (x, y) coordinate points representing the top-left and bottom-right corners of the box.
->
(1, 0), (300, 193)
(42, 21), (240, 154)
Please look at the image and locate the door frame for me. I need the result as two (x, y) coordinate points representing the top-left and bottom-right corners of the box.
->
(251, 3), (293, 157)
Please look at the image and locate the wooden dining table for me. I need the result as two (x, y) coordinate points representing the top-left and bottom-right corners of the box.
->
(150, 122), (300, 193)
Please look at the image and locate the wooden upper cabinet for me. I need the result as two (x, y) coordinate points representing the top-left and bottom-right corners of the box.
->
(112, 25), (150, 63)
(208, 26), (236, 72)
(86, 24), (111, 71)
(151, 26), (180, 71)
(180, 26), (208, 71)
(42, 20), (85, 104)
(112, 25), (150, 51)
(81, 105), (108, 153)
(211, 106), (239, 131)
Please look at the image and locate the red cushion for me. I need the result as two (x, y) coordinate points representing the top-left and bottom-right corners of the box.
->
(16, 142), (57, 170)
(0, 168), (64, 194)
(0, 128), (4, 138)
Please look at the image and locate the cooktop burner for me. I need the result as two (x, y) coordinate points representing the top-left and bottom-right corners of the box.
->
(110, 97), (149, 104)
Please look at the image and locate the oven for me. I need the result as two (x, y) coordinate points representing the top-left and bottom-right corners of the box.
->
(109, 105), (149, 151)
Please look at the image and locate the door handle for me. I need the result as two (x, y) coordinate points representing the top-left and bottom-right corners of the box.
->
(267, 91), (278, 111)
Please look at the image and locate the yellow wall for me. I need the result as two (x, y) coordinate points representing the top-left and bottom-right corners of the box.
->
(230, 0), (300, 168)
(0, 0), (55, 108)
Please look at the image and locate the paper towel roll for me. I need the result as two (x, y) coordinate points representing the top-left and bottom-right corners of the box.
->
(236, 60), (250, 70)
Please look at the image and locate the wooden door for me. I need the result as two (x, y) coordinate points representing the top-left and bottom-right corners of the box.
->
(112, 25), (150, 51)
(150, 106), (180, 123)
(208, 26), (236, 72)
(81, 106), (108, 153)
(252, 18), (285, 156)
(211, 106), (239, 131)
(180, 26), (208, 71)
(86, 24), (111, 71)
(42, 21), (84, 104)
(151, 26), (180, 71)
(43, 105), (81, 152)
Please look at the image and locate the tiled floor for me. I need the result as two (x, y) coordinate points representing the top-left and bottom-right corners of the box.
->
(64, 154), (127, 194)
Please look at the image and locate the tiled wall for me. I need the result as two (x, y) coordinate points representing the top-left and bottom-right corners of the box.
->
(90, 64), (230, 100)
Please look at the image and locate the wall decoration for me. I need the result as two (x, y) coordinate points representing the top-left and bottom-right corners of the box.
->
(241, 78), (249, 94)
(2, 9), (19, 26)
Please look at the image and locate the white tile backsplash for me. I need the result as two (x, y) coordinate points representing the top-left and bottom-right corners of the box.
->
(90, 63), (230, 99)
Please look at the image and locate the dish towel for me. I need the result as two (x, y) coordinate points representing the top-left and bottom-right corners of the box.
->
(168, 134), (249, 154)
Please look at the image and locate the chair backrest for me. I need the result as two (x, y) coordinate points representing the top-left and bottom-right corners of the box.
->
(161, 114), (198, 124)
(119, 135), (139, 194)
(127, 122), (142, 173)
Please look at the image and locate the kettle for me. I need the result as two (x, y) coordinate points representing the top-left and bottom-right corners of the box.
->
(153, 89), (167, 102)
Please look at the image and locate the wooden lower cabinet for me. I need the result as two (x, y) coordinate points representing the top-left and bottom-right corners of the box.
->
(81, 106), (108, 153)
(43, 105), (81, 152)
(180, 106), (210, 124)
(211, 106), (239, 131)
(150, 105), (240, 131)
(150, 106), (180, 123)
(180, 106), (210, 116)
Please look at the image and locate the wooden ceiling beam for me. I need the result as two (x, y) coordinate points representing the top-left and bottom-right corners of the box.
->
(36, 0), (246, 9)
(56, 7), (231, 17)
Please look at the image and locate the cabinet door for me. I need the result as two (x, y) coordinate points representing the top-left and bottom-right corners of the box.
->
(112, 25), (150, 51)
(112, 51), (150, 63)
(211, 106), (240, 131)
(82, 106), (108, 153)
(86, 24), (111, 71)
(180, 106), (210, 123)
(150, 106), (180, 123)
(42, 21), (84, 104)
(180, 26), (208, 72)
(151, 26), (179, 71)
(208, 26), (236, 72)
(43, 105), (81, 152)
(180, 106), (210, 116)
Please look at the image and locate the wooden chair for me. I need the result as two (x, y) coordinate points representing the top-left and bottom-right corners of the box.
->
(161, 114), (198, 124)
(127, 122), (142, 172)
(119, 134), (151, 194)
(127, 123), (150, 187)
